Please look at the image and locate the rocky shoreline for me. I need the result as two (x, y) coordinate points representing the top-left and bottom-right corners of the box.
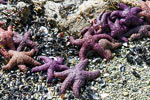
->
(1, 0), (150, 100)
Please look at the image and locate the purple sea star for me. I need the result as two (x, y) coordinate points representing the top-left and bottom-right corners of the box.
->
(124, 25), (150, 41)
(95, 11), (111, 33)
(110, 3), (143, 27)
(32, 56), (69, 83)
(0, 0), (6, 4)
(107, 18), (128, 42)
(70, 26), (114, 61)
(54, 59), (100, 98)
(13, 30), (38, 52)
(90, 11), (111, 34)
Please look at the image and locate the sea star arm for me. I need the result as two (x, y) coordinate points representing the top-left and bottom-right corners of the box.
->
(60, 74), (74, 94)
(119, 3), (128, 10)
(129, 30), (150, 41)
(93, 43), (110, 60)
(94, 34), (114, 42)
(26, 40), (38, 52)
(0, 48), (9, 58)
(39, 56), (52, 63)
(96, 10), (105, 25)
(80, 26), (90, 35)
(83, 70), (100, 80)
(23, 49), (35, 56)
(139, 10), (150, 17)
(57, 65), (69, 71)
(18, 65), (27, 73)
(69, 36), (85, 45)
(24, 30), (31, 38)
(140, 1), (149, 10)
(131, 7), (142, 15)
(99, 12), (110, 26)
(129, 34), (143, 41)
(123, 26), (140, 37)
(110, 11), (123, 19)
(146, 0), (150, 8)
(119, 36), (128, 42)
(17, 42), (25, 51)
(54, 70), (70, 79)
(23, 56), (41, 66)
(2, 57), (16, 70)
(32, 63), (50, 72)
(47, 68), (54, 83)
(7, 26), (12, 34)
(75, 59), (88, 70)
(79, 46), (87, 60)
(56, 56), (63, 64)
(72, 79), (85, 98)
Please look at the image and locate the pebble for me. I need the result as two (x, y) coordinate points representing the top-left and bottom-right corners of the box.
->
(47, 91), (53, 99)
(100, 93), (109, 99)
(123, 91), (129, 96)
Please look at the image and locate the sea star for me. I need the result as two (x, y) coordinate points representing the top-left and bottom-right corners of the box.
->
(138, 0), (150, 23)
(32, 56), (68, 83)
(13, 30), (38, 52)
(0, 48), (9, 59)
(70, 26), (114, 61)
(54, 59), (100, 98)
(0, 0), (6, 4)
(107, 18), (128, 42)
(95, 11), (111, 33)
(110, 3), (143, 27)
(90, 11), (110, 34)
(124, 25), (150, 41)
(98, 39), (122, 58)
(2, 49), (41, 73)
(0, 25), (15, 58)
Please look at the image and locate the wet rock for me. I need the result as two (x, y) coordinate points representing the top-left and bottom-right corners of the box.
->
(120, 66), (126, 72)
(132, 70), (141, 79)
(100, 93), (109, 99)
(123, 91), (129, 96)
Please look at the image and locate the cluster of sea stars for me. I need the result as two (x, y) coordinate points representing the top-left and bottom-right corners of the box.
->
(1, 1), (150, 98)
(0, 25), (39, 73)
(69, 2), (150, 62)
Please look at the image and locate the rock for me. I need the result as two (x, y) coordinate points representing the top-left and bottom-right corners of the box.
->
(47, 91), (53, 99)
(16, 2), (27, 9)
(123, 91), (129, 96)
(44, 0), (106, 35)
(100, 93), (109, 99)
(44, 1), (62, 21)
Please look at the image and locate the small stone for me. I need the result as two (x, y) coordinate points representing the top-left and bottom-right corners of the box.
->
(132, 70), (141, 79)
(132, 88), (138, 92)
(47, 91), (53, 99)
(123, 91), (129, 96)
(100, 93), (109, 99)
(123, 43), (128, 47)
(92, 94), (100, 100)
(120, 66), (126, 72)
(103, 73), (110, 77)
